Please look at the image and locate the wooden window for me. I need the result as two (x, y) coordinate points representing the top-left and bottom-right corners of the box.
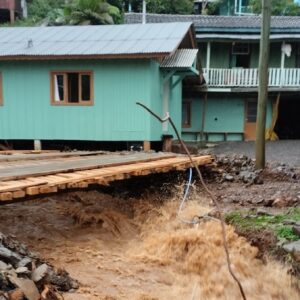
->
(232, 43), (250, 55)
(0, 72), (3, 106)
(51, 71), (93, 105)
(182, 101), (191, 128)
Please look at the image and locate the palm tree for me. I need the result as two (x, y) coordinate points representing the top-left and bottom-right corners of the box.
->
(64, 0), (121, 25)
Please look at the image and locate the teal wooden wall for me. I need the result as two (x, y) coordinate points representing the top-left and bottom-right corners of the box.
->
(182, 94), (273, 142)
(0, 59), (177, 142)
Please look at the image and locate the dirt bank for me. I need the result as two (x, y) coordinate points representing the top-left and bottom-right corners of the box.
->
(0, 190), (298, 300)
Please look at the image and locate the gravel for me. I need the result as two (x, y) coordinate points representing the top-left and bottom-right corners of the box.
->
(207, 140), (300, 167)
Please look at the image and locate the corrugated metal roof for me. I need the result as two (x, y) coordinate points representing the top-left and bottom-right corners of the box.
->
(0, 22), (192, 58)
(196, 34), (300, 41)
(160, 49), (198, 69)
(125, 13), (300, 30)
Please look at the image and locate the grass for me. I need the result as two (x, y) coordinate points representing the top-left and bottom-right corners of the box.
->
(226, 208), (300, 241)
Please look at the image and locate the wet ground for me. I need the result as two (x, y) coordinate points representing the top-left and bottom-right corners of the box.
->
(208, 140), (300, 167)
(0, 189), (299, 300)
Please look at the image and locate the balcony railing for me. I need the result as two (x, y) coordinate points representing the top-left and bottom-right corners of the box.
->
(203, 68), (300, 88)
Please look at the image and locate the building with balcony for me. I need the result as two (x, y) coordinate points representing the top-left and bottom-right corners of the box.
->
(0, 0), (23, 23)
(126, 13), (300, 141)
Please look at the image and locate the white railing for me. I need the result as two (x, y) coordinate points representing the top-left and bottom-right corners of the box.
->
(203, 68), (300, 88)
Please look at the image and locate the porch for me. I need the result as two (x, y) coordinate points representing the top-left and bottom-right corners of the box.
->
(203, 68), (300, 88)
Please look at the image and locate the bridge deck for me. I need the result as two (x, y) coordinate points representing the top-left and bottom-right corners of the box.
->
(0, 151), (213, 202)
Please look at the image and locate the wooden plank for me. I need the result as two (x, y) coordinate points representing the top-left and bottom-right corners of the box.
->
(0, 179), (48, 192)
(12, 190), (26, 199)
(0, 155), (213, 200)
(26, 186), (40, 196)
(0, 150), (106, 163)
(0, 192), (13, 201)
(0, 153), (176, 181)
(39, 186), (58, 194)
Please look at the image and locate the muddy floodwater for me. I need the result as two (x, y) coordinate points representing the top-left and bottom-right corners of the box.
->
(0, 190), (298, 300)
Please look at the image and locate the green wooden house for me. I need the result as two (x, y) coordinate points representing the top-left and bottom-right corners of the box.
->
(126, 14), (300, 142)
(0, 22), (200, 150)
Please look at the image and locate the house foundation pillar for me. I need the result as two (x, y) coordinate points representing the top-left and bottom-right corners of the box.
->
(9, 9), (15, 24)
(162, 135), (173, 152)
(34, 140), (42, 151)
(143, 141), (151, 151)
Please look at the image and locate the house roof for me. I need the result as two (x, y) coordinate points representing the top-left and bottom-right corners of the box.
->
(160, 49), (198, 69)
(0, 22), (193, 60)
(125, 13), (300, 33)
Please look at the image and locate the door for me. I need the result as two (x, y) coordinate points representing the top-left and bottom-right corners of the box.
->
(244, 99), (257, 140)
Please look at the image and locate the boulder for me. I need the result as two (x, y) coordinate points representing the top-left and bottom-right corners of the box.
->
(15, 267), (29, 275)
(31, 264), (49, 283)
(0, 261), (9, 271)
(0, 246), (21, 267)
(8, 276), (39, 300)
(16, 257), (32, 269)
(282, 240), (300, 262)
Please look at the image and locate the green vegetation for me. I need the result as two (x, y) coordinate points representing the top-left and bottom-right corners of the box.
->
(124, 0), (194, 14)
(226, 208), (300, 241)
(250, 0), (300, 16)
(12, 0), (122, 26)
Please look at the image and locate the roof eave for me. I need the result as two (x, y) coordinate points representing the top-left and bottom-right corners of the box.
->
(0, 53), (171, 61)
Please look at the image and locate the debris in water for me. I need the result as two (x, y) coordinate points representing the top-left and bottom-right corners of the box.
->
(0, 233), (78, 300)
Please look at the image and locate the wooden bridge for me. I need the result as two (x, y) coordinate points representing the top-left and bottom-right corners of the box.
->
(0, 151), (213, 202)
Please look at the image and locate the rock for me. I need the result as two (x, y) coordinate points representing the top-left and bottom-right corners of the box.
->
(282, 240), (300, 262)
(0, 272), (11, 291)
(8, 276), (40, 300)
(295, 221), (300, 226)
(16, 257), (32, 269)
(254, 176), (264, 185)
(272, 197), (288, 208)
(0, 260), (10, 271)
(239, 170), (256, 183)
(252, 198), (264, 205)
(264, 198), (274, 207)
(15, 267), (29, 275)
(49, 269), (79, 291)
(31, 263), (49, 282)
(256, 208), (273, 216)
(0, 246), (21, 266)
(223, 174), (234, 182)
(282, 219), (296, 225)
(8, 289), (24, 300)
(292, 225), (300, 238)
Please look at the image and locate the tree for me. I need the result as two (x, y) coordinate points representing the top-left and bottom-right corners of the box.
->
(250, 0), (300, 15)
(24, 0), (122, 26)
(27, 0), (65, 21)
(64, 0), (122, 25)
(124, 0), (194, 14)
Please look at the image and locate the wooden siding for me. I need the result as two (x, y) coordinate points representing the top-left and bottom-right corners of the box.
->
(0, 59), (169, 142)
(182, 95), (273, 142)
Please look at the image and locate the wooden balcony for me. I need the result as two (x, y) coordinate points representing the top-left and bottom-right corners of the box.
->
(203, 68), (300, 88)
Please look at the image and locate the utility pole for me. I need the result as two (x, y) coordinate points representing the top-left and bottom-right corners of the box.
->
(142, 0), (146, 24)
(21, 0), (28, 19)
(255, 0), (271, 169)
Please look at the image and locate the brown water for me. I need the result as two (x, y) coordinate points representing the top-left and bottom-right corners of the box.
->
(0, 190), (298, 300)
